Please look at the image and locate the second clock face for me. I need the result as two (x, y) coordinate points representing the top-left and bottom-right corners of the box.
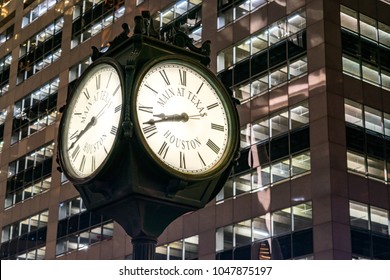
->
(135, 60), (231, 178)
(61, 62), (123, 180)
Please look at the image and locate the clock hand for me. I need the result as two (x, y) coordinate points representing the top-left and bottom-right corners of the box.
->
(95, 103), (109, 119)
(68, 116), (97, 151)
(187, 113), (207, 119)
(143, 113), (189, 125)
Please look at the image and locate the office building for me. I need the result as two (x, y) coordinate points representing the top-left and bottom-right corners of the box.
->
(0, 0), (389, 260)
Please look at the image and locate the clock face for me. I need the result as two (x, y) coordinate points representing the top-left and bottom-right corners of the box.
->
(134, 59), (233, 178)
(60, 62), (123, 180)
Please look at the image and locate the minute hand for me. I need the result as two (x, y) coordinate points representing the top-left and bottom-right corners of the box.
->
(143, 113), (189, 125)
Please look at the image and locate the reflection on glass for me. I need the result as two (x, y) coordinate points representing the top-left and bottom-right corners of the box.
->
(350, 201), (369, 229)
(272, 208), (291, 236)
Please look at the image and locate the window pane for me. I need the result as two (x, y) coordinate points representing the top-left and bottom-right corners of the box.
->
(367, 156), (384, 179)
(270, 110), (289, 137)
(290, 101), (309, 130)
(360, 14), (377, 41)
(287, 8), (306, 35)
(240, 124), (251, 148)
(364, 106), (383, 134)
(216, 225), (233, 251)
(169, 240), (183, 260)
(251, 29), (268, 54)
(378, 22), (390, 47)
(253, 215), (270, 240)
(347, 151), (366, 174)
(251, 75), (268, 96)
(233, 82), (251, 101)
(184, 235), (199, 259)
(362, 63), (380, 85)
(271, 158), (290, 183)
(252, 118), (269, 143)
(345, 99), (363, 127)
(343, 55), (360, 77)
(350, 201), (369, 230)
(217, 47), (233, 72)
(235, 173), (252, 195)
(340, 6), (358, 32)
(272, 208), (291, 236)
(291, 151), (311, 176)
(370, 206), (389, 235)
(236, 40), (251, 63)
(235, 220), (252, 247)
(293, 202), (312, 231)
(289, 56), (307, 79)
(270, 66), (288, 87)
(384, 113), (390, 136)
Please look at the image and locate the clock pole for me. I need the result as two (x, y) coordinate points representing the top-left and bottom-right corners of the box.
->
(57, 12), (240, 260)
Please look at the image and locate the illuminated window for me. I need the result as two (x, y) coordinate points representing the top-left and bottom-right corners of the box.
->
(155, 235), (199, 260)
(22, 0), (59, 28)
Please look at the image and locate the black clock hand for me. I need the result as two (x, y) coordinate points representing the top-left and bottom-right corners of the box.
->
(143, 112), (208, 125)
(68, 116), (97, 151)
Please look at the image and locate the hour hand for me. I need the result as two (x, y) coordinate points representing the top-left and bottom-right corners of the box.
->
(143, 113), (189, 125)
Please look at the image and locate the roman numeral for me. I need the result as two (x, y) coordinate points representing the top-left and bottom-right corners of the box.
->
(196, 82), (204, 95)
(198, 152), (206, 167)
(69, 130), (79, 140)
(96, 74), (101, 90)
(145, 83), (158, 95)
(115, 104), (122, 113)
(158, 141), (169, 159)
(207, 103), (219, 110)
(71, 145), (80, 160)
(142, 124), (157, 138)
(180, 151), (186, 169)
(83, 89), (90, 100)
(159, 70), (170, 86)
(112, 84), (120, 96)
(110, 126), (118, 135)
(79, 155), (86, 172)
(138, 106), (153, 114)
(179, 69), (186, 86)
(106, 72), (112, 88)
(206, 139), (220, 154)
(211, 123), (224, 131)
(91, 155), (96, 172)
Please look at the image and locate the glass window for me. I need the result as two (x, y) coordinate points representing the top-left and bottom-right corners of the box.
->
(342, 55), (360, 77)
(345, 99), (363, 127)
(235, 173), (252, 196)
(253, 215), (270, 240)
(367, 156), (384, 179)
(272, 208), (291, 236)
(240, 124), (251, 148)
(269, 19), (287, 45)
(347, 151), (366, 174)
(384, 113), (390, 136)
(350, 201), (369, 229)
(340, 6), (358, 32)
(236, 1), (251, 20)
(360, 14), (377, 41)
(270, 110), (289, 137)
(216, 225), (233, 251)
(271, 158), (290, 184)
(364, 106), (383, 134)
(290, 101), (309, 130)
(253, 164), (271, 189)
(235, 220), (252, 247)
(251, 29), (268, 54)
(169, 240), (183, 260)
(293, 202), (312, 231)
(289, 56), (307, 79)
(184, 235), (199, 259)
(236, 40), (251, 63)
(287, 8), (306, 35)
(270, 66), (288, 87)
(252, 118), (269, 143)
(378, 22), (390, 47)
(233, 82), (251, 101)
(381, 70), (390, 90)
(362, 63), (380, 85)
(217, 47), (234, 72)
(251, 74), (268, 96)
(291, 151), (310, 176)
(370, 206), (389, 235)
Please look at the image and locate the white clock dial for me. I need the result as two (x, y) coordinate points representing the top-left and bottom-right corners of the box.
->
(135, 60), (231, 177)
(61, 62), (123, 179)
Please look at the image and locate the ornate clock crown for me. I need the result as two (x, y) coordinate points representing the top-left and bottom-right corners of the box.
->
(91, 11), (211, 66)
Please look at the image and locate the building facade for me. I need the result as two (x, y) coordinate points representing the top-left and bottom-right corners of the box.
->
(0, 0), (389, 260)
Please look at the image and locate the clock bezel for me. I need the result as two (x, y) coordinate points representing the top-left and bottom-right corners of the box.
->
(58, 57), (125, 185)
(131, 55), (239, 181)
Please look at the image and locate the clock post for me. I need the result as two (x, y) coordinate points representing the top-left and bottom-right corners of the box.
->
(57, 12), (240, 260)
